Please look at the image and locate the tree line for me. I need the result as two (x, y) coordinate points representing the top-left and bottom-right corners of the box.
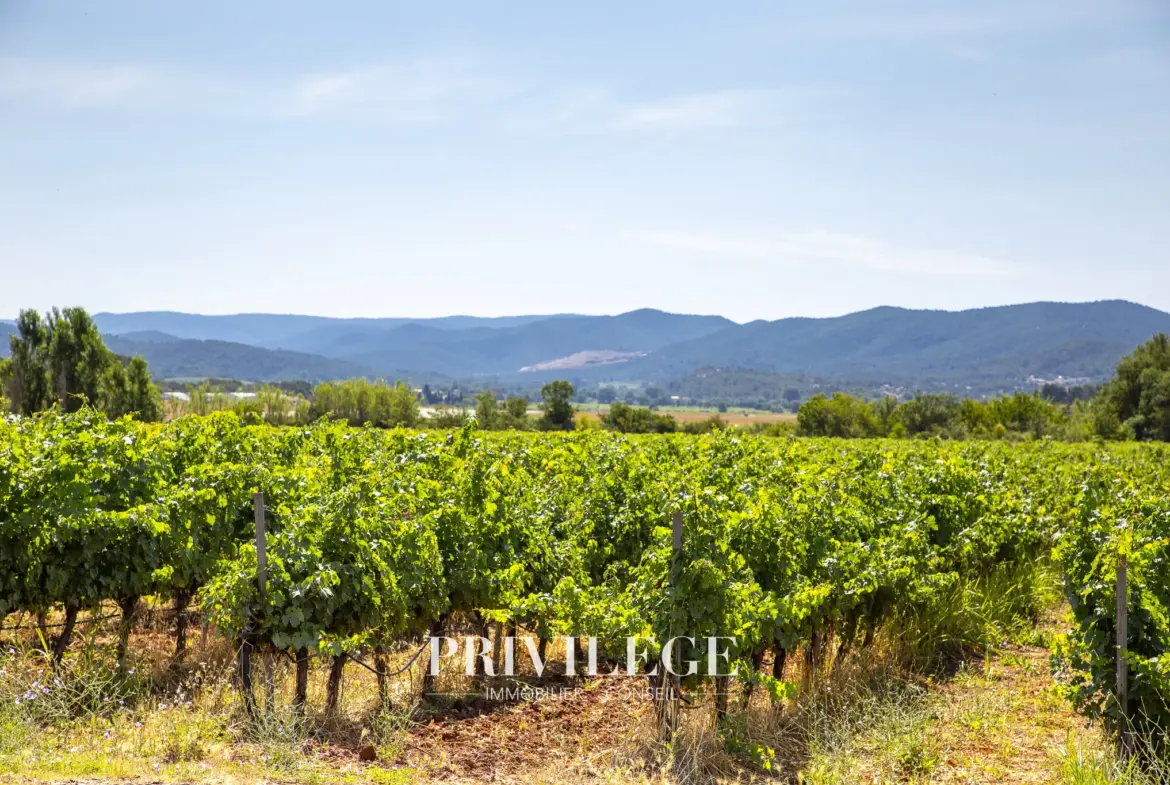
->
(167, 378), (579, 432)
(794, 333), (1170, 442)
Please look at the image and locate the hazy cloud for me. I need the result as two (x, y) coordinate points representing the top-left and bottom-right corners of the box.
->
(0, 59), (151, 108)
(0, 55), (509, 124)
(2, 55), (797, 137)
(503, 86), (801, 135)
(611, 89), (778, 131)
(288, 57), (511, 122)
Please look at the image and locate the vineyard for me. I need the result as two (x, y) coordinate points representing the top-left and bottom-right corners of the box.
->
(2, 410), (1169, 779)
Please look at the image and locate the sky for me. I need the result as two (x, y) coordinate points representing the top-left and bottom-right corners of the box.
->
(1, 1), (1168, 322)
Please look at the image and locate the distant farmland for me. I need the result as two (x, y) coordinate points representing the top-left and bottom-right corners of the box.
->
(571, 404), (796, 427)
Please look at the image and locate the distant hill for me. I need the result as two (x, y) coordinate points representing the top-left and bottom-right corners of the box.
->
(17, 301), (1170, 393)
(0, 320), (14, 357)
(92, 311), (576, 349)
(110, 330), (182, 344)
(335, 309), (736, 376)
(617, 300), (1170, 392)
(92, 308), (734, 368)
(91, 308), (736, 378)
(102, 335), (374, 382)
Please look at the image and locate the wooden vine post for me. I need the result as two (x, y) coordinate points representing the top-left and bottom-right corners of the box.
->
(1117, 553), (1131, 756)
(238, 491), (266, 717)
(657, 510), (684, 743)
(258, 491), (278, 713)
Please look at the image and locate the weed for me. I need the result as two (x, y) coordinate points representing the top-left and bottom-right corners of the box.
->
(365, 700), (418, 762)
(893, 729), (940, 777)
(890, 560), (1059, 669)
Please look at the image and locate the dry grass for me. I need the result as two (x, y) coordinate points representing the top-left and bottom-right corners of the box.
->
(791, 646), (1095, 784)
(0, 603), (1155, 785)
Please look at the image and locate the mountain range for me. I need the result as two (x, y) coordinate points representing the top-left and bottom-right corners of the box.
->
(3, 301), (1170, 394)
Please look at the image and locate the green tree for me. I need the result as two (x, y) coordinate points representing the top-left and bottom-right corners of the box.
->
(957, 398), (996, 435)
(601, 402), (678, 433)
(429, 406), (469, 428)
(895, 393), (961, 436)
(184, 381), (230, 416)
(596, 386), (617, 404)
(6, 309), (54, 414)
(474, 390), (499, 429)
(1039, 383), (1071, 405)
(870, 395), (898, 434)
(256, 384), (306, 426)
(0, 358), (11, 413)
(988, 392), (1060, 438)
(47, 308), (110, 412)
(504, 396), (528, 420)
(103, 356), (164, 422)
(5, 307), (161, 420)
(539, 380), (576, 430)
(307, 379), (419, 428)
(796, 393), (880, 438)
(500, 396), (530, 430)
(1095, 333), (1170, 441)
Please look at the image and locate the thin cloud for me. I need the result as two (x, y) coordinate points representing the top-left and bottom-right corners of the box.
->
(295, 72), (365, 110)
(505, 86), (800, 136)
(611, 89), (776, 131)
(0, 58), (151, 108)
(0, 57), (273, 116)
(1, 55), (509, 124)
(287, 58), (511, 122)
(3, 56), (809, 139)
(629, 229), (1023, 278)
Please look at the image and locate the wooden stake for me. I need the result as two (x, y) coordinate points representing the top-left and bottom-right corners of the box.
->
(238, 640), (256, 717)
(253, 491), (274, 714)
(254, 491), (267, 602)
(1117, 554), (1130, 755)
(659, 511), (684, 741)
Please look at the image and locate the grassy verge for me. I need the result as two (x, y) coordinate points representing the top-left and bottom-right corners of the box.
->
(0, 625), (423, 784)
(0, 563), (1164, 784)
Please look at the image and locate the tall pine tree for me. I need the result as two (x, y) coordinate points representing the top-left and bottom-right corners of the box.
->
(4, 307), (162, 421)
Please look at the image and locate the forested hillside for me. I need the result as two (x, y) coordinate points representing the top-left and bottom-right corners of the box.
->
(102, 335), (376, 382)
(9, 301), (1169, 394)
(627, 301), (1170, 387)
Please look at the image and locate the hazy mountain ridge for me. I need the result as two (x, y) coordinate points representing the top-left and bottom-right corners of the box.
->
(112, 330), (183, 344)
(0, 321), (14, 356)
(340, 310), (736, 376)
(88, 308), (736, 380)
(101, 335), (375, 382)
(626, 301), (1170, 385)
(91, 311), (579, 348)
(6, 302), (1169, 391)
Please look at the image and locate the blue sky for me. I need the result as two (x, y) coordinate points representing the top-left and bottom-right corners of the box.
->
(1, 1), (1168, 321)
